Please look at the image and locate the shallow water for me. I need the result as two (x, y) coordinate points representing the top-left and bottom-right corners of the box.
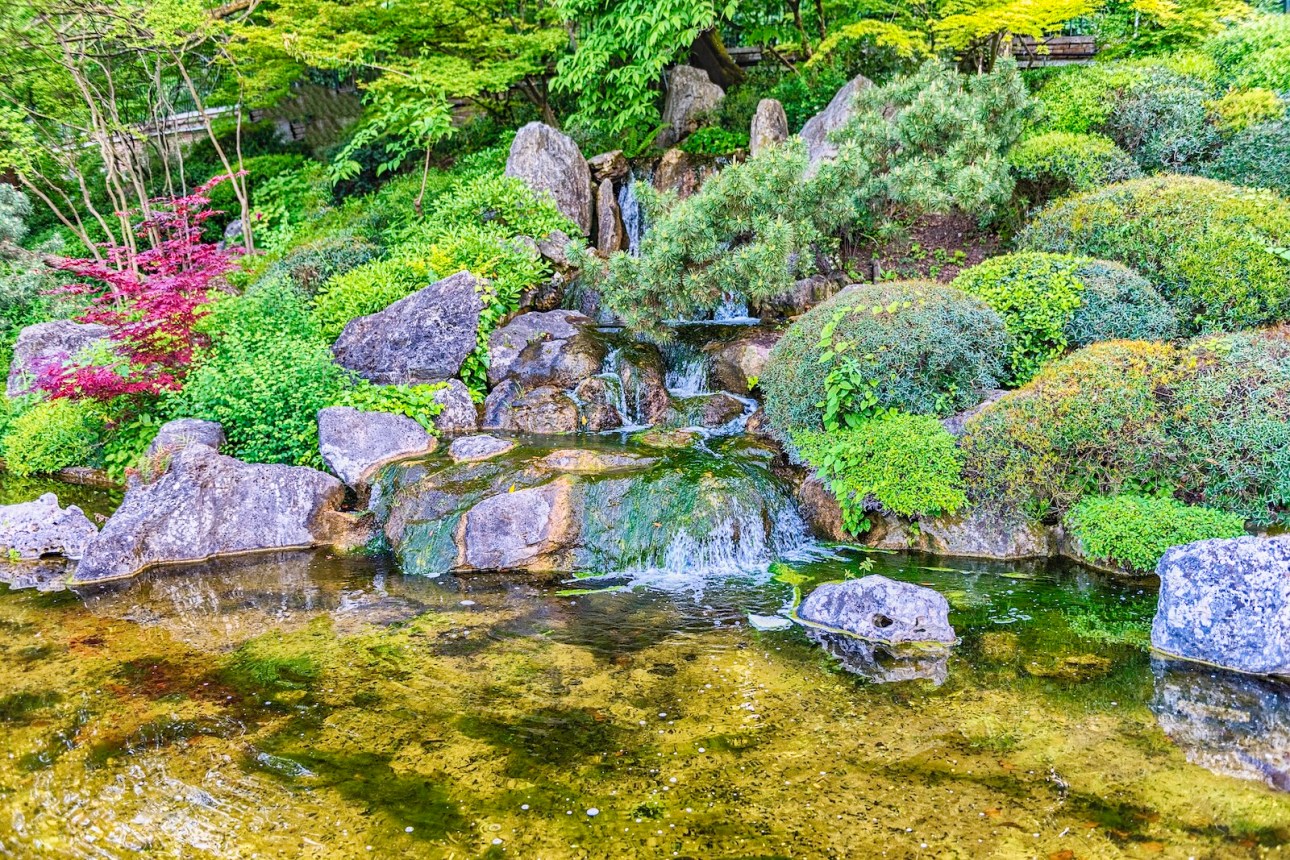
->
(1, 544), (1287, 859)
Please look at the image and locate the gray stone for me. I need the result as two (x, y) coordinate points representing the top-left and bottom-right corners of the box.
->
(536, 230), (576, 268)
(448, 435), (517, 463)
(797, 575), (956, 645)
(318, 406), (437, 489)
(749, 98), (789, 158)
(799, 73), (873, 168)
(0, 493), (97, 560)
(918, 508), (1053, 560)
(487, 310), (605, 389)
(941, 389), (1007, 437)
(145, 418), (225, 458)
(596, 178), (625, 255)
(1151, 536), (1290, 676)
(588, 150), (629, 182)
(482, 382), (581, 434)
(751, 275), (840, 318)
(73, 445), (359, 583)
(459, 478), (577, 570)
(6, 320), (111, 397)
(538, 449), (656, 475)
(706, 328), (781, 393)
(332, 271), (484, 385)
(505, 122), (593, 235)
(570, 376), (623, 431)
(658, 65), (724, 147)
(431, 379), (478, 434)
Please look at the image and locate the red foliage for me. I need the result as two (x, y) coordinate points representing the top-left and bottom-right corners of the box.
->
(38, 175), (241, 401)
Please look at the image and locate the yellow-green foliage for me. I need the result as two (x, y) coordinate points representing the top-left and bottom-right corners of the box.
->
(1, 398), (103, 477)
(1008, 132), (1141, 203)
(312, 257), (432, 341)
(1208, 88), (1285, 133)
(335, 381), (446, 431)
(1066, 494), (1246, 575)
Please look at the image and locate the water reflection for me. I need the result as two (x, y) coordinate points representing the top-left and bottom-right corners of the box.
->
(808, 629), (951, 685)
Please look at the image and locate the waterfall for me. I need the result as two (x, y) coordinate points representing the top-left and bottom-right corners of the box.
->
(618, 171), (648, 256)
(713, 293), (752, 323)
(665, 347), (710, 397)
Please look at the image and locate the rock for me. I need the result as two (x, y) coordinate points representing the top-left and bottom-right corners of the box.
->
(861, 511), (922, 552)
(519, 275), (566, 312)
(658, 65), (724, 147)
(797, 476), (850, 541)
(631, 428), (699, 450)
(919, 508), (1053, 560)
(809, 630), (950, 685)
(487, 310), (605, 389)
(748, 613), (793, 632)
(749, 98), (789, 157)
(431, 379), (479, 434)
(145, 418), (225, 459)
(570, 376), (623, 431)
(751, 275), (839, 318)
(318, 406), (437, 489)
(332, 271), (484, 385)
(797, 575), (956, 645)
(588, 150), (629, 183)
(596, 178), (625, 255)
(482, 382), (580, 434)
(799, 73), (873, 168)
(73, 445), (361, 583)
(1151, 536), (1290, 676)
(613, 343), (671, 425)
(654, 148), (714, 199)
(538, 449), (657, 475)
(667, 391), (749, 428)
(505, 122), (593, 235)
(458, 478), (577, 570)
(448, 435), (517, 463)
(0, 493), (97, 560)
(706, 328), (782, 393)
(0, 558), (74, 592)
(941, 389), (1007, 437)
(6, 320), (111, 397)
(536, 230), (576, 268)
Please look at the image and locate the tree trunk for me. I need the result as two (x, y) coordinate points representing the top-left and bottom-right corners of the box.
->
(813, 0), (827, 41)
(689, 27), (746, 88)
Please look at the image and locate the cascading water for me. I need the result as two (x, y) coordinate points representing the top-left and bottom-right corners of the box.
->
(596, 347), (648, 431)
(618, 171), (648, 256)
(713, 293), (754, 323)
(665, 343), (710, 397)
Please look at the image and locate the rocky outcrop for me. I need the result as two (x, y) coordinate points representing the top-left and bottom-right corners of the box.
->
(596, 178), (625, 255)
(666, 391), (749, 428)
(749, 98), (789, 157)
(706, 328), (781, 393)
(73, 445), (363, 583)
(332, 271), (484, 385)
(448, 435), (517, 463)
(918, 509), (1053, 560)
(799, 74), (873, 168)
(458, 478), (578, 570)
(659, 65), (724, 147)
(318, 406), (437, 489)
(505, 122), (593, 235)
(6, 320), (111, 397)
(797, 575), (956, 645)
(431, 379), (478, 434)
(1151, 536), (1290, 676)
(487, 310), (605, 389)
(145, 418), (225, 459)
(482, 382), (581, 434)
(588, 150), (629, 183)
(613, 343), (671, 425)
(654, 148), (715, 199)
(796, 476), (850, 541)
(0, 493), (97, 560)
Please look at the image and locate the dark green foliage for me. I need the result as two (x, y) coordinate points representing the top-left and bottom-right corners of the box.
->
(1066, 260), (1180, 349)
(794, 413), (967, 535)
(257, 232), (381, 296)
(202, 153), (308, 236)
(760, 281), (1007, 438)
(1204, 121), (1290, 197)
(1008, 132), (1141, 204)
(1065, 494), (1246, 575)
(1018, 175), (1290, 333)
(678, 127), (749, 157)
(1204, 15), (1290, 94)
(312, 257), (431, 341)
(1103, 68), (1219, 173)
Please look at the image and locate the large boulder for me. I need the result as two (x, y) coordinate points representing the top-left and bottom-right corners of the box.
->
(798, 576), (956, 645)
(482, 382), (581, 434)
(145, 418), (225, 459)
(431, 379), (479, 434)
(505, 122), (593, 235)
(658, 65), (724, 147)
(749, 98), (789, 158)
(458, 478), (578, 570)
(596, 178), (625, 255)
(654, 148), (715, 199)
(487, 310), (606, 389)
(918, 508), (1053, 560)
(73, 445), (362, 583)
(6, 320), (111, 397)
(318, 406), (437, 490)
(0, 493), (97, 560)
(799, 73), (873, 168)
(332, 271), (484, 385)
(706, 328), (782, 394)
(588, 150), (629, 183)
(1151, 536), (1290, 676)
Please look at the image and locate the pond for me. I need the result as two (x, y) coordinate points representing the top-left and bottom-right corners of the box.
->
(1, 530), (1287, 858)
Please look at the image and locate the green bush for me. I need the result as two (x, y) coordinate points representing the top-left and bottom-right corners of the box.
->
(1208, 88), (1285, 133)
(1065, 494), (1246, 575)
(1204, 121), (1290, 197)
(1018, 175), (1290, 333)
(761, 281), (1007, 438)
(1, 398), (103, 477)
(312, 257), (432, 341)
(951, 252), (1176, 384)
(1008, 132), (1141, 203)
(421, 173), (575, 241)
(1031, 64), (1144, 136)
(1103, 67), (1219, 173)
(679, 127), (749, 157)
(794, 413), (967, 535)
(256, 232), (381, 296)
(1204, 15), (1290, 94)
(334, 382), (446, 431)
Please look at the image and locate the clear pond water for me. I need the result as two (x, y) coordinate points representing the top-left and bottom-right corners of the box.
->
(1, 524), (1288, 858)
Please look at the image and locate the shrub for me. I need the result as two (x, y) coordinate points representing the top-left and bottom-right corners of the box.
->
(1018, 175), (1290, 333)
(423, 173), (574, 241)
(335, 381), (445, 431)
(1208, 88), (1285, 133)
(312, 257), (432, 341)
(761, 281), (1007, 438)
(794, 413), (967, 535)
(0, 184), (31, 246)
(1204, 15), (1290, 94)
(1065, 494), (1246, 574)
(256, 232), (380, 296)
(679, 127), (749, 157)
(1204, 121), (1290, 197)
(951, 253), (1177, 384)
(1031, 64), (1144, 135)
(1, 398), (103, 476)
(1102, 67), (1219, 173)
(1008, 132), (1141, 204)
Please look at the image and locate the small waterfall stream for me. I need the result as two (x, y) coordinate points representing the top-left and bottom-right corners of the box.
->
(617, 170), (648, 256)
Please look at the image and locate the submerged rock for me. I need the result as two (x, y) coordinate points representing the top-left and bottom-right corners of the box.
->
(659, 65), (724, 147)
(749, 98), (789, 158)
(1151, 536), (1290, 676)
(748, 613), (793, 632)
(505, 122), (593, 235)
(797, 576), (956, 645)
(538, 449), (657, 475)
(6, 320), (111, 397)
(448, 434), (517, 463)
(74, 445), (362, 583)
(0, 493), (97, 560)
(145, 418), (225, 459)
(318, 406), (437, 490)
(799, 74), (873, 168)
(332, 271), (484, 385)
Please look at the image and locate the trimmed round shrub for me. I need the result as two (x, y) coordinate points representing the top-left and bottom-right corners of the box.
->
(761, 281), (1007, 438)
(952, 252), (1177, 384)
(1103, 67), (1219, 173)
(1032, 64), (1144, 136)
(257, 232), (380, 295)
(1208, 88), (1285, 133)
(1, 398), (104, 477)
(1018, 175), (1290, 333)
(1204, 15), (1290, 94)
(1065, 494), (1246, 575)
(1009, 132), (1141, 204)
(1204, 120), (1290, 197)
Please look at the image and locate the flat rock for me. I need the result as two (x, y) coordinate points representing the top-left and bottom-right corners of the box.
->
(659, 65), (724, 147)
(797, 575), (956, 645)
(318, 406), (437, 489)
(538, 449), (657, 475)
(458, 478), (577, 570)
(1151, 536), (1290, 676)
(799, 73), (873, 168)
(431, 379), (479, 434)
(332, 271), (484, 385)
(74, 445), (356, 583)
(749, 98), (789, 157)
(6, 320), (111, 397)
(448, 435), (517, 463)
(145, 418), (225, 458)
(505, 122), (592, 235)
(0, 493), (97, 560)
(487, 310), (605, 389)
